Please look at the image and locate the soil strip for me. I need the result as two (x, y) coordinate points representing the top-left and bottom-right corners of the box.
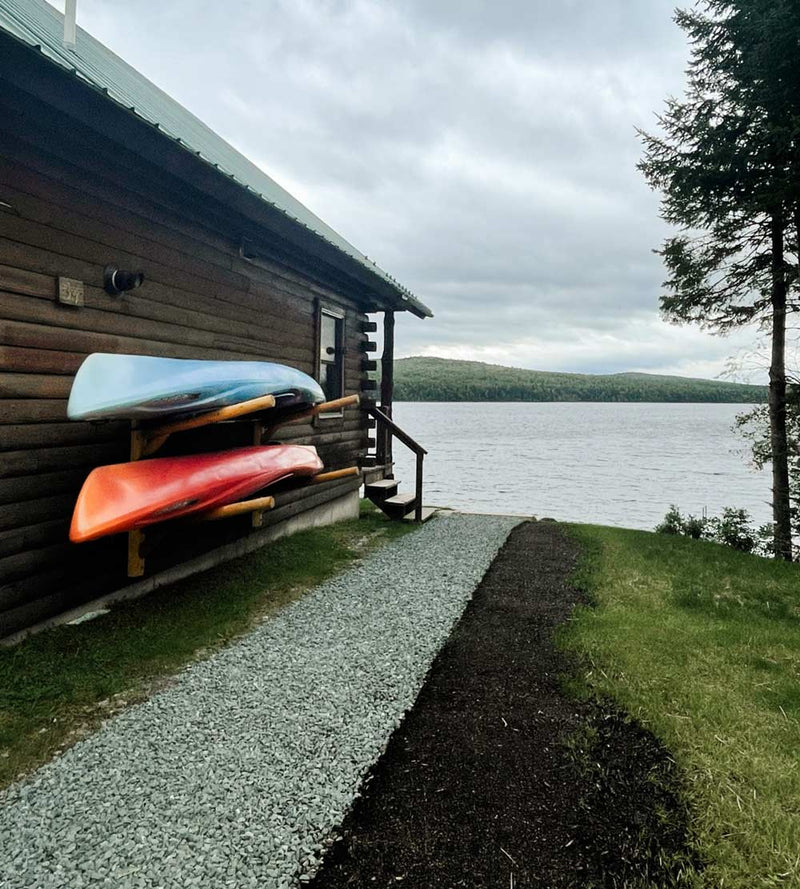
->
(308, 521), (697, 888)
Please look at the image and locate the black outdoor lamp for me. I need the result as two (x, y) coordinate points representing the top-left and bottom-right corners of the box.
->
(104, 265), (145, 296)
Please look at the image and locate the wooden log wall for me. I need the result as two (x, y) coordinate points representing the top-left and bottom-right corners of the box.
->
(0, 88), (377, 637)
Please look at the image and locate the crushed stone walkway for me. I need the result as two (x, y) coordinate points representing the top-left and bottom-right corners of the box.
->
(0, 512), (520, 889)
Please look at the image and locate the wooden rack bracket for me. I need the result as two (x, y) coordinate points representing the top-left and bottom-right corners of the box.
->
(311, 466), (360, 484)
(197, 467), (359, 526)
(265, 394), (360, 439)
(141, 393), (278, 456)
(130, 427), (145, 461)
(201, 467), (360, 524)
(123, 399), (356, 576)
(202, 495), (276, 522)
(252, 420), (265, 526)
(128, 528), (145, 578)
(128, 425), (146, 576)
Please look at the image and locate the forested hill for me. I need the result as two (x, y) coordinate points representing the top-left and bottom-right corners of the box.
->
(392, 357), (767, 403)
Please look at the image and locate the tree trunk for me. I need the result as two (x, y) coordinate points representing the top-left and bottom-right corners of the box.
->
(769, 211), (793, 560)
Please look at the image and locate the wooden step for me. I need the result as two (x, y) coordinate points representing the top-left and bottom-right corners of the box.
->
(365, 479), (399, 506)
(381, 492), (417, 520)
(403, 506), (437, 523)
(362, 463), (394, 485)
(366, 479), (398, 492)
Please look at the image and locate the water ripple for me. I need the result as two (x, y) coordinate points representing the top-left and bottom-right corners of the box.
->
(392, 402), (770, 530)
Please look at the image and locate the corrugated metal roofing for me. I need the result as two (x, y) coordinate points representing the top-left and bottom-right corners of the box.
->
(0, 0), (431, 317)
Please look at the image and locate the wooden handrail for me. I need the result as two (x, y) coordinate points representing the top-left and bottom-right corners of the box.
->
(367, 406), (427, 455)
(367, 405), (425, 522)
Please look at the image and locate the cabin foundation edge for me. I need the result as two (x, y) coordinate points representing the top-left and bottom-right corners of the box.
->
(0, 488), (360, 647)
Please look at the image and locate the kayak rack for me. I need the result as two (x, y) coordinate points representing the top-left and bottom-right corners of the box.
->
(130, 392), (360, 458)
(126, 394), (362, 578)
(132, 393), (279, 458)
(127, 466), (361, 575)
(200, 467), (361, 522)
(263, 394), (360, 440)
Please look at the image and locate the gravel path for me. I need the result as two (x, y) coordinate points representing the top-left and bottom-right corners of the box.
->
(307, 521), (698, 889)
(0, 512), (520, 889)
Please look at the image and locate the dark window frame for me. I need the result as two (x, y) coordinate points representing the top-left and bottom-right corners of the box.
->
(315, 302), (346, 418)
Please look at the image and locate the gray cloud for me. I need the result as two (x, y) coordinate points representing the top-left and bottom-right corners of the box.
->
(64, 0), (763, 380)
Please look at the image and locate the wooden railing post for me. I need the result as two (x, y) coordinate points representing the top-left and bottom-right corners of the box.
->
(380, 310), (395, 469)
(376, 419), (387, 467)
(415, 452), (424, 523)
(367, 405), (427, 522)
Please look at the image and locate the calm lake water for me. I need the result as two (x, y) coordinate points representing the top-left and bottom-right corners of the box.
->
(390, 402), (771, 530)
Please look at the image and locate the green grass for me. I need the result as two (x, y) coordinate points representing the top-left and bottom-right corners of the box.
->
(561, 524), (800, 888)
(0, 503), (416, 789)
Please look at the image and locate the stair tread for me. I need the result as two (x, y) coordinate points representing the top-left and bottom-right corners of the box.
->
(403, 506), (437, 523)
(365, 479), (399, 490)
(362, 464), (395, 485)
(383, 492), (417, 507)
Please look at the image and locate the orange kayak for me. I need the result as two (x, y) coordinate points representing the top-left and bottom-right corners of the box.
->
(70, 445), (323, 543)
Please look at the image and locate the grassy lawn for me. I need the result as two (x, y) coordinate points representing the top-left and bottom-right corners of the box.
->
(562, 525), (800, 888)
(0, 502), (416, 790)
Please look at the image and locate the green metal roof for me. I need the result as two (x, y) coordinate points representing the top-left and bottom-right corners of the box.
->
(0, 0), (431, 317)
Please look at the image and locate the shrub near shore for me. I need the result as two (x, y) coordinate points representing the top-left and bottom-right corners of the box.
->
(656, 504), (772, 556)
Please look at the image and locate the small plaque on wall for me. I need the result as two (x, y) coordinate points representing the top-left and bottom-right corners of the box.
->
(57, 277), (84, 307)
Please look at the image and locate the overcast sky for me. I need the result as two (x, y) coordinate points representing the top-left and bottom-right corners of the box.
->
(54, 0), (763, 380)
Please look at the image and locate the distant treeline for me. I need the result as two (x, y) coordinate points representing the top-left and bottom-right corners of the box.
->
(391, 357), (767, 403)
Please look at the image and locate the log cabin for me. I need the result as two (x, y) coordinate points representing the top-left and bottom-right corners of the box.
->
(0, 0), (432, 640)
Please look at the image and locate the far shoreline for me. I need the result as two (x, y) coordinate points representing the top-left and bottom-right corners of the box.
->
(390, 357), (767, 404)
(392, 399), (763, 405)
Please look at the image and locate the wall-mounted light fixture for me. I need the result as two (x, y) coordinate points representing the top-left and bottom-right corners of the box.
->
(0, 199), (18, 215)
(104, 265), (144, 296)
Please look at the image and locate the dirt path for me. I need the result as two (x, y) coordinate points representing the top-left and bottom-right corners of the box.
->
(308, 521), (697, 888)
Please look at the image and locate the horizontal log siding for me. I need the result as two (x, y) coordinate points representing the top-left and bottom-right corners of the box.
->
(0, 96), (375, 637)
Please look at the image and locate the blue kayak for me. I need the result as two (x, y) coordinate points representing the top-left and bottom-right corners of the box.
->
(67, 353), (325, 421)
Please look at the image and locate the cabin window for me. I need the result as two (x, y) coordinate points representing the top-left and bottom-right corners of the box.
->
(318, 306), (345, 407)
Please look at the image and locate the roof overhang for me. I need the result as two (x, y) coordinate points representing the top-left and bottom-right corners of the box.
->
(0, 17), (432, 319)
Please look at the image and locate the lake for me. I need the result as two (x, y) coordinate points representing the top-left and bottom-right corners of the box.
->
(390, 402), (771, 530)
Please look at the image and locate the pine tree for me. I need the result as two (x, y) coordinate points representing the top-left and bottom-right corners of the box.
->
(639, 0), (800, 560)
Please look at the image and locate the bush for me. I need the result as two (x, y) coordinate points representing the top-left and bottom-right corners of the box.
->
(655, 505), (685, 535)
(656, 505), (768, 556)
(705, 508), (757, 553)
(756, 523), (776, 557)
(683, 514), (707, 539)
(655, 505), (707, 539)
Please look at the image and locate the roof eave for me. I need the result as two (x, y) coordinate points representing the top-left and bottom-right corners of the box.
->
(0, 25), (433, 319)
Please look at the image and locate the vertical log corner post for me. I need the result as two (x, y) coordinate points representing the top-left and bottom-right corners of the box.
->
(379, 310), (395, 468)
